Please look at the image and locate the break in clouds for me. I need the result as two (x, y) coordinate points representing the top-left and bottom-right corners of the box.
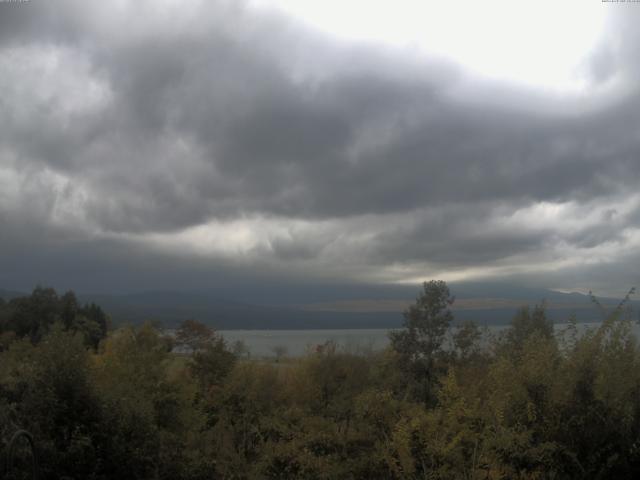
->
(1, 0), (640, 295)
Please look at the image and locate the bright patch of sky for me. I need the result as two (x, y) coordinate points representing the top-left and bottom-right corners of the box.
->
(252, 0), (607, 92)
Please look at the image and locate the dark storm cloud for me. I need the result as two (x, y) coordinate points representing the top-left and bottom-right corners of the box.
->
(368, 209), (553, 267)
(1, 0), (640, 293)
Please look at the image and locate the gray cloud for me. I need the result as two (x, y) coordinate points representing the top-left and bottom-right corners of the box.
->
(1, 0), (640, 295)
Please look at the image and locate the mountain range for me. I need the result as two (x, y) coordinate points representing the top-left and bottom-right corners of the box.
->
(2, 283), (637, 329)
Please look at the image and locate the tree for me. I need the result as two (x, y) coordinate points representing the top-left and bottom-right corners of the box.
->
(59, 291), (79, 330)
(0, 288), (108, 349)
(390, 280), (454, 360)
(8, 286), (60, 343)
(92, 323), (195, 479)
(453, 320), (482, 361)
(271, 345), (288, 363)
(2, 325), (103, 479)
(389, 280), (455, 405)
(77, 302), (109, 348)
(232, 339), (250, 358)
(209, 362), (283, 479)
(190, 336), (236, 392)
(175, 319), (215, 352)
(503, 303), (553, 354)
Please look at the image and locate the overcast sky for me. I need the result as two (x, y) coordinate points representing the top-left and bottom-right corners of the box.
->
(1, 0), (639, 297)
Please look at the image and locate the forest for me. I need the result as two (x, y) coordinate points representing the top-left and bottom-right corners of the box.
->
(1, 281), (640, 479)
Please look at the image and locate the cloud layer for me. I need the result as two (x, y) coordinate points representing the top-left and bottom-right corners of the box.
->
(1, 0), (640, 296)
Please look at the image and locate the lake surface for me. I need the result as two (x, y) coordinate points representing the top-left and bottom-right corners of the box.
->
(219, 329), (391, 357)
(219, 321), (640, 357)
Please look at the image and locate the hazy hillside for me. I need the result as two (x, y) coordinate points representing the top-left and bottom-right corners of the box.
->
(3, 284), (635, 329)
(78, 284), (637, 329)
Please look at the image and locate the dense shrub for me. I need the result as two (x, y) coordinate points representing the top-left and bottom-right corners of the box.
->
(2, 283), (640, 479)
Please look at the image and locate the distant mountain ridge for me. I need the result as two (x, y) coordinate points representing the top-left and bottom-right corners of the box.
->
(0, 289), (24, 301)
(2, 284), (637, 329)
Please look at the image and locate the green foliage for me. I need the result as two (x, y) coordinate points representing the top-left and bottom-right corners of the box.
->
(502, 303), (554, 354)
(0, 287), (109, 349)
(91, 323), (202, 479)
(190, 335), (236, 393)
(175, 319), (215, 352)
(5, 287), (60, 343)
(390, 280), (455, 360)
(389, 280), (455, 405)
(453, 320), (483, 361)
(174, 319), (236, 394)
(207, 362), (284, 478)
(0, 326), (102, 479)
(2, 281), (640, 479)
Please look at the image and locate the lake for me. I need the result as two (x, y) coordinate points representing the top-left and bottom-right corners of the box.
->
(219, 321), (640, 357)
(219, 329), (391, 357)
